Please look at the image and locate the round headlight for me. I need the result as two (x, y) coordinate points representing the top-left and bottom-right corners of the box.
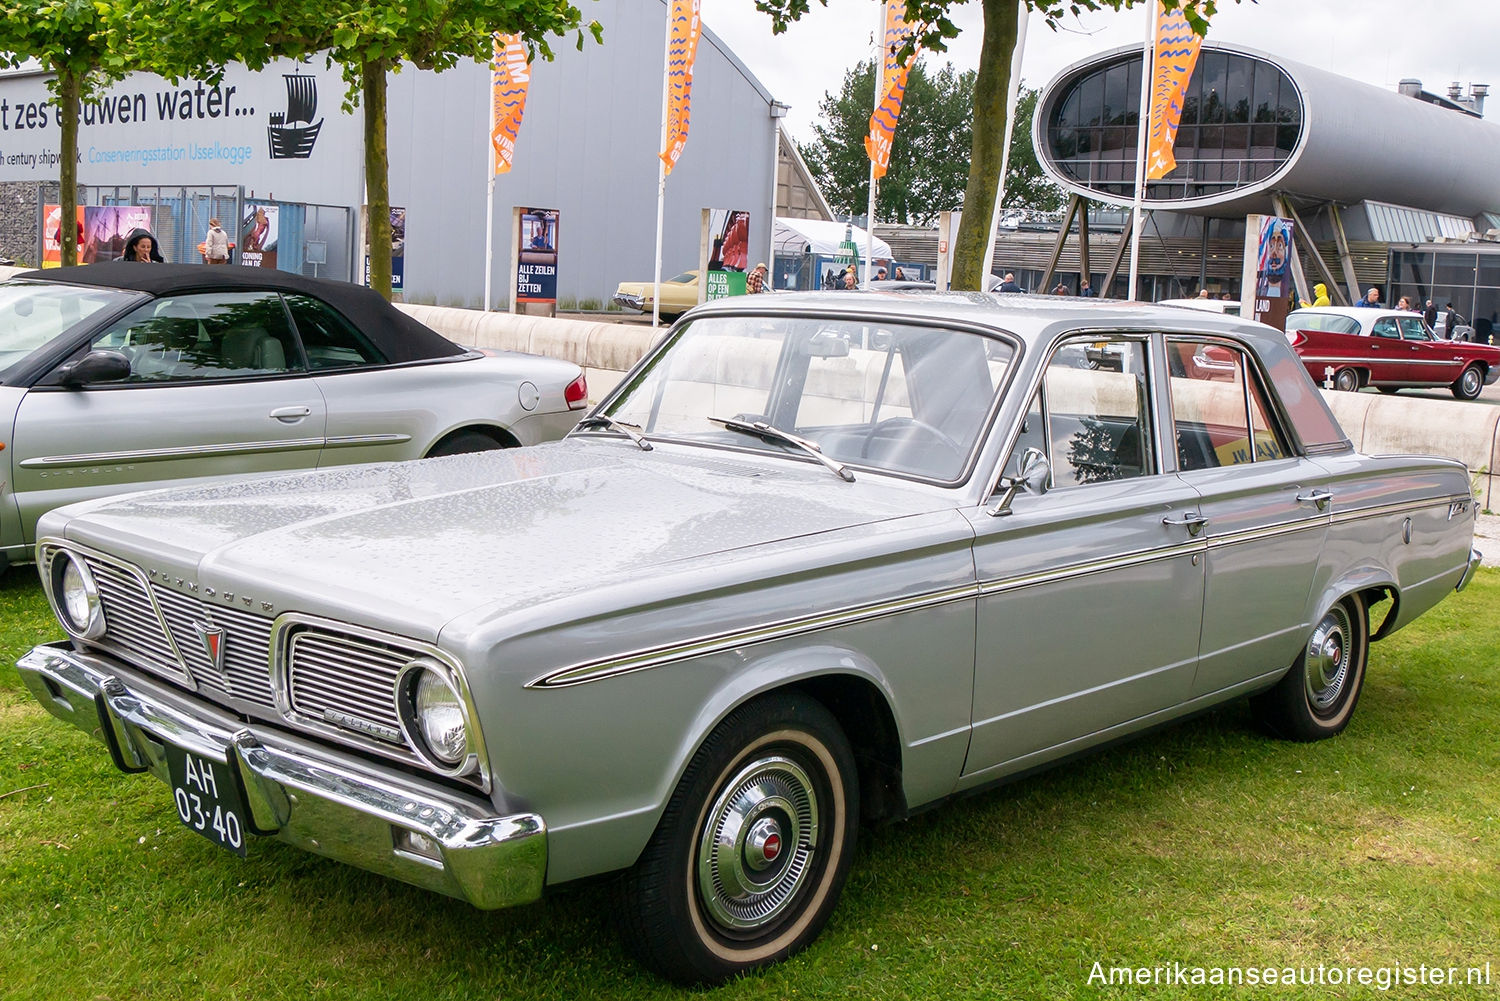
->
(52, 552), (105, 639)
(407, 662), (469, 766)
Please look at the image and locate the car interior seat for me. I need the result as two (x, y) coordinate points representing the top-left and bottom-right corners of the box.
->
(221, 325), (287, 371)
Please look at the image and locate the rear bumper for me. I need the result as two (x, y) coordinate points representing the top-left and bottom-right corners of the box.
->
(611, 293), (645, 312)
(15, 641), (546, 910)
(1457, 548), (1483, 591)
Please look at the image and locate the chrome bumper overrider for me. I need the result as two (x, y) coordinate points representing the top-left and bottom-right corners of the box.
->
(1457, 548), (1483, 592)
(16, 641), (546, 910)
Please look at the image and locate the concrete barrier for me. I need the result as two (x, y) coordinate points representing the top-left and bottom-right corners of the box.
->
(397, 303), (1500, 505)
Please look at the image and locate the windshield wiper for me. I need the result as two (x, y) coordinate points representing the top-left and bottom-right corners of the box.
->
(707, 416), (855, 482)
(575, 414), (652, 451)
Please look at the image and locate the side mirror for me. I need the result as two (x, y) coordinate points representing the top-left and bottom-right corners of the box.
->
(57, 349), (132, 387)
(988, 447), (1050, 517)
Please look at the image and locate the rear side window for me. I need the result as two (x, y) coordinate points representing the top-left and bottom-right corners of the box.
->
(1169, 339), (1288, 470)
(285, 294), (388, 370)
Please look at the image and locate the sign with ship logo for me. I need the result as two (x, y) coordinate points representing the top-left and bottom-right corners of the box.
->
(268, 73), (323, 159)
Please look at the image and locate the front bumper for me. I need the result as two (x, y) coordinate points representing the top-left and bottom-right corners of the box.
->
(16, 641), (546, 910)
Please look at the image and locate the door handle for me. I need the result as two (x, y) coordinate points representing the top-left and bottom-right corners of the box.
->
(269, 406), (311, 422)
(1162, 511), (1208, 536)
(1296, 488), (1333, 511)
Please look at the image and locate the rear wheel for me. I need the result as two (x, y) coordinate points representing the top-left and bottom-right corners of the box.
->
(1451, 364), (1484, 400)
(619, 693), (859, 985)
(1253, 594), (1368, 741)
(1333, 368), (1361, 392)
(426, 430), (507, 457)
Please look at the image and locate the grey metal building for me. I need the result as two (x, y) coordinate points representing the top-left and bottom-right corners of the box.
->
(0, 0), (780, 309)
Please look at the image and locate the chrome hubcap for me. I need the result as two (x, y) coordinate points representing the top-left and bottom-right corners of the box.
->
(1464, 369), (1481, 395)
(1305, 604), (1353, 713)
(697, 755), (818, 931)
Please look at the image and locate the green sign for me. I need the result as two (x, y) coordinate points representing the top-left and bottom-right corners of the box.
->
(705, 270), (747, 300)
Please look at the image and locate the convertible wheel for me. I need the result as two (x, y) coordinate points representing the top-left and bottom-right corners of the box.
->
(1451, 364), (1484, 400)
(426, 430), (507, 457)
(1333, 368), (1361, 393)
(619, 693), (859, 985)
(1253, 594), (1368, 741)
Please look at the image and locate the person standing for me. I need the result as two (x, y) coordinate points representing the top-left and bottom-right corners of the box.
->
(203, 218), (229, 265)
(119, 229), (164, 262)
(997, 272), (1023, 293)
(1423, 299), (1438, 328)
(746, 262), (768, 294)
(1444, 302), (1461, 338)
(1355, 288), (1381, 307)
(1079, 280), (1094, 297)
(1050, 280), (1067, 295)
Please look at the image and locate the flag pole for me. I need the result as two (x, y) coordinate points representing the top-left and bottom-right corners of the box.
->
(980, 0), (1029, 284)
(1128, 3), (1157, 302)
(864, 2), (884, 286)
(484, 39), (496, 312)
(652, 4), (672, 329)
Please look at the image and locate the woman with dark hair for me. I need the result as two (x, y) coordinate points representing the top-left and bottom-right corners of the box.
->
(119, 229), (165, 262)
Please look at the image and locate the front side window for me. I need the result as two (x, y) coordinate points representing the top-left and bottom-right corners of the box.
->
(1398, 317), (1432, 341)
(84, 291), (303, 383)
(599, 315), (1013, 482)
(1169, 339), (1287, 470)
(1037, 338), (1153, 488)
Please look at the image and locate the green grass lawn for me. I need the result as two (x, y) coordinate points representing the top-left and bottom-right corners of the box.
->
(2, 568), (1496, 1000)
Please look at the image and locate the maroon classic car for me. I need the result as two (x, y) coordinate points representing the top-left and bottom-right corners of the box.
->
(1287, 306), (1500, 400)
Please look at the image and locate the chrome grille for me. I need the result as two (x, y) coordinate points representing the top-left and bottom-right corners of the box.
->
(287, 630), (408, 744)
(152, 586), (277, 712)
(81, 556), (190, 683)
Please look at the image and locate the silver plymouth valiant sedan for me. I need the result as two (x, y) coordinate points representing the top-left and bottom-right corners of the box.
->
(16, 292), (1480, 984)
(0, 263), (588, 572)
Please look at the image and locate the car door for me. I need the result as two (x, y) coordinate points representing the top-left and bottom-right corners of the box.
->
(962, 336), (1205, 781)
(1398, 315), (1467, 387)
(10, 290), (327, 542)
(1366, 315), (1408, 384)
(1164, 336), (1330, 697)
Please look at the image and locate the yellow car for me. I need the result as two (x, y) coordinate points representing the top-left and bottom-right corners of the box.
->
(612, 270), (699, 319)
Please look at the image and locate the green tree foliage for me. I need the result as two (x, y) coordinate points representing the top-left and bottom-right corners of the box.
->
(170, 0), (600, 299)
(799, 61), (1060, 225)
(0, 1), (138, 266)
(755, 0), (1223, 289)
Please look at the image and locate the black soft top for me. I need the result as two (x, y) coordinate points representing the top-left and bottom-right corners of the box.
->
(15, 262), (466, 364)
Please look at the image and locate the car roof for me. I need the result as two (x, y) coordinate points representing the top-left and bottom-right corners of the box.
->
(12, 262), (465, 363)
(1289, 306), (1423, 319)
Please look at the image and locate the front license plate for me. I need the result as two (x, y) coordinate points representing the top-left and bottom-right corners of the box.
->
(164, 744), (249, 857)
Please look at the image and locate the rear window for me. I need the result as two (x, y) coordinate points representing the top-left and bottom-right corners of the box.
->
(1288, 312), (1360, 335)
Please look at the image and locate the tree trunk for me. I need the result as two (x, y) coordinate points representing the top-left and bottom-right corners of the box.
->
(362, 57), (392, 299)
(951, 0), (1019, 291)
(59, 71), (81, 268)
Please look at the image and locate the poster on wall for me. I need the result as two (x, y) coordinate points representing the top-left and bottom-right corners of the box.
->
(1241, 214), (1295, 331)
(700, 208), (749, 301)
(362, 206), (406, 292)
(43, 205), (154, 266)
(241, 202), (279, 268)
(514, 207), (558, 314)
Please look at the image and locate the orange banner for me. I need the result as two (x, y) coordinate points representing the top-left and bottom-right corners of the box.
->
(659, 0), (703, 175)
(864, 0), (919, 181)
(1145, 3), (1204, 181)
(491, 33), (531, 175)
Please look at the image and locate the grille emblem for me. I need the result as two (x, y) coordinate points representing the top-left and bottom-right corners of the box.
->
(194, 622), (226, 672)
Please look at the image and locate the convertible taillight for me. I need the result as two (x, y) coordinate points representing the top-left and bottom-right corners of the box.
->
(565, 374), (589, 410)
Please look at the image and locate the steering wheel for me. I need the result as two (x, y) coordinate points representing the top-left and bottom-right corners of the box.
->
(861, 417), (965, 467)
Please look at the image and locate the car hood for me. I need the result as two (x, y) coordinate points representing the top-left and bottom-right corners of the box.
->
(50, 440), (951, 639)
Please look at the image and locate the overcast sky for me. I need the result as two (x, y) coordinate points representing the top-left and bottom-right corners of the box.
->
(700, 0), (1499, 142)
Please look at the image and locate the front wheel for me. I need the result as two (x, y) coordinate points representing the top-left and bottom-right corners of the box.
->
(1253, 594), (1368, 741)
(619, 693), (859, 985)
(1451, 364), (1484, 400)
(1333, 367), (1361, 392)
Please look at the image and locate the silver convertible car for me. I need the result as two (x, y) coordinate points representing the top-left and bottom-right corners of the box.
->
(16, 292), (1480, 983)
(0, 263), (587, 572)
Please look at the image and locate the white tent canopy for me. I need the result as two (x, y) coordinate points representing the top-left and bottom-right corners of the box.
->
(772, 217), (892, 261)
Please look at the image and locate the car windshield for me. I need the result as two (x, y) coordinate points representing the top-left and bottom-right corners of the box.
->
(668, 272), (696, 285)
(0, 282), (136, 383)
(597, 314), (1014, 482)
